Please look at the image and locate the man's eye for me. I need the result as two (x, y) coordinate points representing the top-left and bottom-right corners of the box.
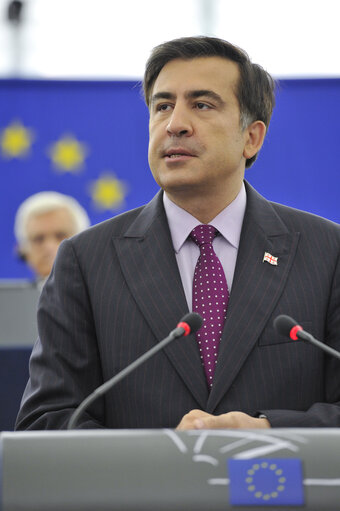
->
(157, 104), (171, 112)
(196, 102), (210, 110)
(55, 232), (68, 241)
(30, 235), (45, 245)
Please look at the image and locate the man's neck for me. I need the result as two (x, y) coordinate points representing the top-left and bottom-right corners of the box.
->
(164, 181), (243, 224)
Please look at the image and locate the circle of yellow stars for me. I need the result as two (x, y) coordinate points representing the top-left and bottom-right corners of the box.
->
(245, 462), (286, 501)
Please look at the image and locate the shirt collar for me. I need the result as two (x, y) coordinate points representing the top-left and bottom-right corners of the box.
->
(163, 182), (247, 253)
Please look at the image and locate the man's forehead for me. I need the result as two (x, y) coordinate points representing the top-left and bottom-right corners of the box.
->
(151, 56), (240, 96)
(27, 207), (73, 226)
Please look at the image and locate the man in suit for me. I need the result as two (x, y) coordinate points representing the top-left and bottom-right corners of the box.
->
(16, 36), (340, 431)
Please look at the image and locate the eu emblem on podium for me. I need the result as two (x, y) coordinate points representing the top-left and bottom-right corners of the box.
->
(228, 458), (304, 506)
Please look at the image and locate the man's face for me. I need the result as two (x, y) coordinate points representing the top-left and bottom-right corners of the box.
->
(148, 56), (251, 198)
(22, 208), (76, 278)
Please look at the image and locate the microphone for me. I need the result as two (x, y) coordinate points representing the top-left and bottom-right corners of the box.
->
(67, 312), (203, 430)
(273, 314), (340, 361)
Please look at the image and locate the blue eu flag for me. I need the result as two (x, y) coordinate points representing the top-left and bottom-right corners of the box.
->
(228, 458), (304, 506)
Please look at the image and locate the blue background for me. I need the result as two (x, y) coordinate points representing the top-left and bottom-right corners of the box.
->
(0, 78), (339, 279)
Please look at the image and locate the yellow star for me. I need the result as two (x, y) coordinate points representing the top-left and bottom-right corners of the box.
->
(0, 120), (34, 158)
(49, 135), (88, 172)
(90, 173), (128, 211)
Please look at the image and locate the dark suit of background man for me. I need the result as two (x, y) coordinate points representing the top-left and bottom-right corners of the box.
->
(16, 36), (340, 431)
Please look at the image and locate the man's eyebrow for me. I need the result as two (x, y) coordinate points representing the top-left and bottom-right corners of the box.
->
(186, 90), (225, 106)
(150, 92), (175, 104)
(150, 90), (225, 106)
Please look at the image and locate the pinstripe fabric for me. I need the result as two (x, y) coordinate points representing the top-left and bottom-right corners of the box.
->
(15, 182), (340, 430)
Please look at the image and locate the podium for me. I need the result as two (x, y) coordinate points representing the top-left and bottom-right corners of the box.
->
(0, 281), (39, 430)
(1, 428), (340, 510)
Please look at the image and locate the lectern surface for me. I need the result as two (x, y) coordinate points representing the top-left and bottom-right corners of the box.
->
(1, 428), (339, 510)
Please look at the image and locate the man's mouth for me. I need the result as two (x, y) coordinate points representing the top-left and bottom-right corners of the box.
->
(163, 148), (196, 159)
(167, 154), (190, 158)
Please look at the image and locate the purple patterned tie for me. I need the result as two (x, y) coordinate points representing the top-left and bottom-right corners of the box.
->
(190, 225), (229, 388)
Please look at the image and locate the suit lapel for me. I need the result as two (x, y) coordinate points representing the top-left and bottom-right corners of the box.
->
(207, 183), (300, 412)
(112, 192), (209, 408)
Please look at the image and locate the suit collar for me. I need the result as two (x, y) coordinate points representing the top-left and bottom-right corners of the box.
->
(123, 191), (164, 238)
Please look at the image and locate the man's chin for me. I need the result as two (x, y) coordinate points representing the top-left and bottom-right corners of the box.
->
(158, 166), (201, 185)
(37, 264), (54, 279)
(162, 179), (206, 198)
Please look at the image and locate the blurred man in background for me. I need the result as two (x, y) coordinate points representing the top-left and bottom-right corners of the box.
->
(14, 191), (90, 284)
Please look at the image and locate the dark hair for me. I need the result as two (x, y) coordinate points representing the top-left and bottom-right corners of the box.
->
(143, 36), (276, 168)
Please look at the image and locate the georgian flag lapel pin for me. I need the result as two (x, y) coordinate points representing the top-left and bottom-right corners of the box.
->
(263, 252), (278, 265)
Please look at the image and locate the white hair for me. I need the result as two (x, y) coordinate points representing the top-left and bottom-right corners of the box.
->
(14, 191), (90, 247)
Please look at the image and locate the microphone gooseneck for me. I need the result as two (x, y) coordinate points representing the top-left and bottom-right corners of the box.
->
(67, 312), (203, 430)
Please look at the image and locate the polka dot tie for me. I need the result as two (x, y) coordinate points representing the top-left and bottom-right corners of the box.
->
(190, 224), (229, 388)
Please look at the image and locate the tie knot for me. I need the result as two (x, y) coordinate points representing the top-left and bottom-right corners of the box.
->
(190, 224), (217, 247)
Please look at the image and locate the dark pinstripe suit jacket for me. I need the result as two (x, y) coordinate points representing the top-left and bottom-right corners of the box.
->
(16, 182), (340, 430)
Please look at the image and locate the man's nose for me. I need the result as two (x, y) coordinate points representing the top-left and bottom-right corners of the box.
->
(166, 105), (193, 137)
(43, 236), (62, 255)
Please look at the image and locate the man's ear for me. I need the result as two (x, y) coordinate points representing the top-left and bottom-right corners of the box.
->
(15, 246), (27, 262)
(243, 120), (267, 160)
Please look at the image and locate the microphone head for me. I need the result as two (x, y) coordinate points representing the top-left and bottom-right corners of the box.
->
(180, 312), (203, 334)
(273, 314), (299, 337)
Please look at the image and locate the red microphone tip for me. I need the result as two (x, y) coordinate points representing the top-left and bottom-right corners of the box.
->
(290, 325), (303, 340)
(177, 321), (191, 336)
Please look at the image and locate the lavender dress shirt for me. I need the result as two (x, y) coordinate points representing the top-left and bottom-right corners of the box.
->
(163, 183), (247, 311)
